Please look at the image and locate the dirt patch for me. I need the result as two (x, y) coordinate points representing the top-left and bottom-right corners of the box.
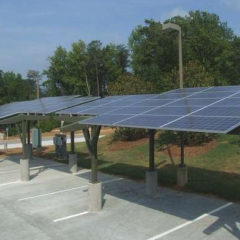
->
(109, 138), (149, 151)
(161, 139), (217, 158)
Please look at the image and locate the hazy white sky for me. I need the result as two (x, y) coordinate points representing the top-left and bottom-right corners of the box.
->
(0, 0), (239, 77)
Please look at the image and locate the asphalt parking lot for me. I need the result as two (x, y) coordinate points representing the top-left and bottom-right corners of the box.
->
(1, 155), (240, 240)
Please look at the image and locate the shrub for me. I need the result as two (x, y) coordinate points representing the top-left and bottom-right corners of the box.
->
(112, 128), (148, 142)
(36, 119), (61, 133)
(158, 131), (215, 148)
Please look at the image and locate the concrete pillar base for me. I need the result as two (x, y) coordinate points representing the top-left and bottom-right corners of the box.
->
(20, 159), (30, 181)
(69, 153), (78, 173)
(36, 146), (42, 156)
(146, 170), (158, 196)
(177, 165), (188, 187)
(25, 144), (33, 160)
(88, 182), (102, 212)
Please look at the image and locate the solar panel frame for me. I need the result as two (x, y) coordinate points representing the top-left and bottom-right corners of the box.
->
(74, 86), (240, 134)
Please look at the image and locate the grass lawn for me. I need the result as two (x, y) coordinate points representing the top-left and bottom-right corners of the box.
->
(48, 133), (240, 202)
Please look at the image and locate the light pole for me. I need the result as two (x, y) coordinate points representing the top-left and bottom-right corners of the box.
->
(163, 23), (187, 187)
(162, 23), (183, 89)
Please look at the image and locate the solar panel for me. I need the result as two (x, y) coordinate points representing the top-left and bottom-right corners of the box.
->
(56, 85), (240, 134)
(213, 98), (240, 106)
(0, 96), (99, 120)
(108, 107), (155, 115)
(167, 98), (220, 107)
(170, 87), (209, 93)
(145, 106), (201, 116)
(80, 114), (135, 125)
(162, 116), (240, 133)
(192, 106), (240, 117)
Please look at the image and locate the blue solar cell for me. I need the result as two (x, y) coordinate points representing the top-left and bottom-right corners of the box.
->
(0, 96), (99, 120)
(103, 101), (138, 107)
(190, 92), (234, 99)
(168, 98), (219, 107)
(213, 98), (240, 106)
(115, 115), (179, 128)
(163, 116), (240, 133)
(204, 86), (240, 92)
(58, 106), (91, 114)
(132, 99), (173, 107)
(102, 96), (132, 100)
(170, 87), (209, 93)
(192, 106), (240, 117)
(153, 93), (194, 99)
(109, 106), (155, 115)
(124, 94), (159, 100)
(145, 106), (200, 116)
(80, 115), (178, 128)
(80, 114), (134, 125)
(80, 107), (119, 115)
(230, 93), (240, 98)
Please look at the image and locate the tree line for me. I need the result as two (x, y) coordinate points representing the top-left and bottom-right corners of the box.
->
(1, 10), (240, 105)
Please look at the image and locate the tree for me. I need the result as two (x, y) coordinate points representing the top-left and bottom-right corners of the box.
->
(129, 11), (239, 89)
(108, 74), (154, 95)
(0, 70), (35, 105)
(67, 40), (90, 95)
(87, 40), (103, 96)
(163, 61), (214, 91)
(44, 40), (130, 97)
(43, 46), (69, 96)
(27, 70), (42, 98)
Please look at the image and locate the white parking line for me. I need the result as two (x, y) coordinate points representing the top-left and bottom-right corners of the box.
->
(18, 178), (123, 201)
(0, 181), (21, 186)
(0, 163), (64, 174)
(147, 202), (233, 240)
(18, 186), (87, 201)
(53, 211), (89, 222)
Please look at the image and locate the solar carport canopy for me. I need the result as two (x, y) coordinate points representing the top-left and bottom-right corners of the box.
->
(0, 95), (99, 121)
(57, 86), (240, 134)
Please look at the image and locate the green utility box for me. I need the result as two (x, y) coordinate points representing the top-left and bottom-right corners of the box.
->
(31, 128), (42, 148)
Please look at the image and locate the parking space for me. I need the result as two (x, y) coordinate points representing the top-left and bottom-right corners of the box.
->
(1, 155), (240, 240)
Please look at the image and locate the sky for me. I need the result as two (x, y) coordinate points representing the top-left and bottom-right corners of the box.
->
(0, 0), (239, 78)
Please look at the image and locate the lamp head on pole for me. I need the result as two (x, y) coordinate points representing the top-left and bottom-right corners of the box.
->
(162, 23), (181, 32)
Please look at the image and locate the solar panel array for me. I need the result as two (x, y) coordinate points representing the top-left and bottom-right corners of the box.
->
(57, 86), (240, 134)
(0, 96), (98, 120)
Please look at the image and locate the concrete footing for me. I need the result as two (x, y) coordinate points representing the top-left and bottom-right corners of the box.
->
(177, 165), (188, 187)
(36, 146), (42, 156)
(146, 170), (158, 196)
(88, 182), (102, 212)
(20, 159), (30, 181)
(69, 153), (78, 173)
(25, 144), (33, 160)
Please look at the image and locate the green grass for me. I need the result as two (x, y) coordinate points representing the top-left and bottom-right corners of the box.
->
(46, 133), (240, 202)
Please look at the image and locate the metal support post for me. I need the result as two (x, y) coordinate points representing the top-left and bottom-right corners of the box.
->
(69, 131), (78, 173)
(149, 129), (155, 171)
(70, 131), (75, 154)
(177, 132), (188, 187)
(20, 121), (30, 181)
(83, 126), (102, 212)
(146, 129), (157, 196)
(180, 132), (185, 167)
(27, 121), (31, 144)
